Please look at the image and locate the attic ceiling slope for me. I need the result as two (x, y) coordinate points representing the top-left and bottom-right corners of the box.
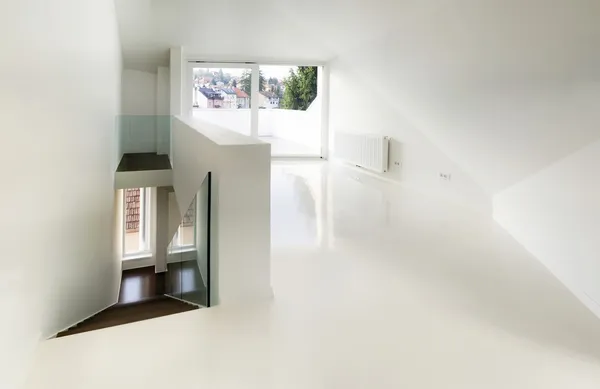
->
(115, 0), (422, 66)
(331, 0), (600, 194)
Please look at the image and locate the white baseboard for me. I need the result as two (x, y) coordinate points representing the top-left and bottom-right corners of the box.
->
(46, 301), (117, 339)
(163, 294), (205, 308)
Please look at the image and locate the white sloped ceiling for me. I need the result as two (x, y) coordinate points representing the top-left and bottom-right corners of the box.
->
(115, 0), (600, 193)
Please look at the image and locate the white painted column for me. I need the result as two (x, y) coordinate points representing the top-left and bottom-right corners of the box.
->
(169, 48), (183, 116)
(318, 65), (330, 159)
(169, 48), (183, 168)
(156, 66), (171, 155)
(113, 190), (124, 268)
(250, 64), (260, 138)
(154, 187), (170, 273)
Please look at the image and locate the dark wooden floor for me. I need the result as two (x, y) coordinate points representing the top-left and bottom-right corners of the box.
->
(56, 297), (198, 337)
(118, 263), (207, 306)
(118, 266), (166, 305)
(166, 260), (208, 307)
(117, 152), (172, 172)
(56, 265), (205, 338)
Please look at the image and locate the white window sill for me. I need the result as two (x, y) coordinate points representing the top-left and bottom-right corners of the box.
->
(122, 252), (153, 261)
(169, 246), (196, 254)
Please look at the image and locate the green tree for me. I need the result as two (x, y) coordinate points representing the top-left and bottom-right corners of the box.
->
(231, 79), (238, 88)
(218, 68), (224, 82)
(282, 66), (317, 110)
(239, 70), (266, 95)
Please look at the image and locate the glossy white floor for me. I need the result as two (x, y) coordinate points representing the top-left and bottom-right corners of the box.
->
(25, 161), (600, 388)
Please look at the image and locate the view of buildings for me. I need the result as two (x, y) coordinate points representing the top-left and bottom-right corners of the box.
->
(192, 67), (292, 110)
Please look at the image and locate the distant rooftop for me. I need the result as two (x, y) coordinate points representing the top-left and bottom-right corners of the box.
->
(198, 87), (224, 100)
(233, 88), (249, 98)
(260, 91), (279, 99)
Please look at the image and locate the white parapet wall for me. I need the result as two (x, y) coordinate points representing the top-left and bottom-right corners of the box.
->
(191, 98), (322, 149)
(171, 116), (272, 306)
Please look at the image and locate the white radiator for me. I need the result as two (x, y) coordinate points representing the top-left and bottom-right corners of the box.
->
(334, 132), (390, 173)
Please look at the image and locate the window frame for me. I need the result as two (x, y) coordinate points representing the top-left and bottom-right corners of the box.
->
(122, 187), (152, 259)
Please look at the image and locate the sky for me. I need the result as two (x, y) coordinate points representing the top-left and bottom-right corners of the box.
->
(193, 65), (298, 81)
(261, 65), (298, 80)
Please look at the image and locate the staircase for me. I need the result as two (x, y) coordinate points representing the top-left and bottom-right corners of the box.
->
(56, 297), (198, 338)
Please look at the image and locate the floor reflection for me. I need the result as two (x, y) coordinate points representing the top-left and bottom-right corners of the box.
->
(166, 260), (208, 307)
(118, 267), (166, 305)
(271, 162), (325, 248)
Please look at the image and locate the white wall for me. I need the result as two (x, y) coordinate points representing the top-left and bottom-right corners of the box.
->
(156, 67), (170, 116)
(192, 109), (251, 136)
(169, 48), (184, 170)
(322, 1), (600, 197)
(171, 117), (272, 306)
(329, 56), (491, 213)
(0, 0), (122, 387)
(156, 66), (170, 155)
(494, 139), (600, 318)
(122, 69), (156, 115)
(170, 48), (183, 116)
(120, 69), (157, 153)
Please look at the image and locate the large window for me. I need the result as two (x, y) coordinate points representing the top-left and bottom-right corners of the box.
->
(123, 187), (151, 257)
(186, 62), (326, 157)
(190, 66), (253, 136)
(258, 65), (321, 157)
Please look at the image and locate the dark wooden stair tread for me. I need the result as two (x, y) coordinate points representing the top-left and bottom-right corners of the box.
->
(116, 153), (172, 172)
(57, 296), (198, 338)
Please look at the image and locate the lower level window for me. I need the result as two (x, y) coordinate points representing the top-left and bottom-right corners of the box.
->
(123, 187), (150, 256)
(171, 199), (196, 249)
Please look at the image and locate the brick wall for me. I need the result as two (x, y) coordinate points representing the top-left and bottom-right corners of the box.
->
(125, 188), (140, 232)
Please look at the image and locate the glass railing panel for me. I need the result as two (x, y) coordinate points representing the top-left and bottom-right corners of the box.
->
(165, 172), (211, 307)
(116, 115), (171, 159)
(194, 172), (212, 307)
(166, 229), (183, 301)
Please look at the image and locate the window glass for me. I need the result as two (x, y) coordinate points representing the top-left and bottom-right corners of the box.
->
(172, 200), (196, 248)
(123, 188), (150, 256)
